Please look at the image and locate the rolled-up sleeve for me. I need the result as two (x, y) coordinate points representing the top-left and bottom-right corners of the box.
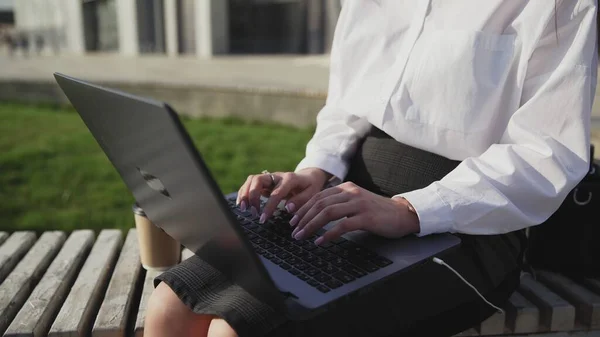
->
(295, 4), (371, 182)
(399, 0), (598, 236)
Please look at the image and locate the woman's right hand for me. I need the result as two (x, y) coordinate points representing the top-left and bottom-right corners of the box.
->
(236, 168), (331, 224)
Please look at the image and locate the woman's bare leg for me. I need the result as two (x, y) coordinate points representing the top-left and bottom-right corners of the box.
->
(145, 282), (215, 337)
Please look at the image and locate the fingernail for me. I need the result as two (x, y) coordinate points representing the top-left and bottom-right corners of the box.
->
(285, 203), (296, 213)
(251, 206), (258, 218)
(291, 226), (300, 238)
(259, 213), (267, 224)
(289, 215), (299, 227)
(240, 201), (247, 212)
(294, 229), (305, 240)
(315, 237), (324, 246)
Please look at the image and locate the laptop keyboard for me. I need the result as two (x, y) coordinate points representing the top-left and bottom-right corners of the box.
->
(226, 198), (393, 293)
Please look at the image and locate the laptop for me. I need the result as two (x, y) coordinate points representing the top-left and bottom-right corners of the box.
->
(54, 73), (461, 319)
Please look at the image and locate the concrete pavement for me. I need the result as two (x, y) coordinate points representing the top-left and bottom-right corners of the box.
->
(1, 54), (600, 127)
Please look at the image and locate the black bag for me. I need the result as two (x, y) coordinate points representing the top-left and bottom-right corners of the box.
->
(526, 145), (600, 279)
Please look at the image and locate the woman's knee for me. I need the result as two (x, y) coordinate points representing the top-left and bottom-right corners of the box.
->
(146, 282), (214, 337)
(208, 318), (238, 337)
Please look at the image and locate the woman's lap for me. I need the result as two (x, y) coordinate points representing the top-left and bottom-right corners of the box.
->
(156, 232), (522, 337)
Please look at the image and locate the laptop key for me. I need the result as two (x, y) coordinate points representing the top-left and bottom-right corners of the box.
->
(340, 241), (359, 249)
(272, 258), (283, 265)
(370, 256), (393, 267)
(322, 264), (339, 274)
(294, 263), (309, 271)
(251, 237), (265, 245)
(297, 274), (310, 281)
(246, 233), (257, 240)
(307, 279), (320, 287)
(315, 274), (332, 282)
(286, 257), (300, 265)
(247, 224), (258, 230)
(332, 271), (356, 283)
(302, 254), (318, 263)
(305, 268), (321, 277)
(332, 237), (347, 245)
(280, 263), (292, 270)
(319, 241), (334, 249)
(286, 245), (301, 254)
(303, 242), (318, 251)
(277, 251), (291, 259)
(293, 250), (309, 258)
(293, 240), (308, 246)
(270, 247), (283, 254)
(331, 258), (346, 267)
(321, 252), (337, 261)
(256, 248), (265, 255)
(316, 285), (331, 293)
(312, 259), (327, 268)
(289, 269), (301, 276)
(313, 248), (327, 256)
(324, 279), (343, 289)
(263, 253), (273, 259)
(348, 256), (379, 272)
(259, 242), (273, 250)
(360, 250), (378, 259)
(342, 265), (367, 278)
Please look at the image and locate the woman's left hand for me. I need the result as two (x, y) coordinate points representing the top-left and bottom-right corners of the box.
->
(289, 182), (421, 245)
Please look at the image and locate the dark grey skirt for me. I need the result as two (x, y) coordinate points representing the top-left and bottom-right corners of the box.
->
(155, 126), (525, 337)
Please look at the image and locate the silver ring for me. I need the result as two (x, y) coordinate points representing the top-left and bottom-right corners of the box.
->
(261, 170), (276, 189)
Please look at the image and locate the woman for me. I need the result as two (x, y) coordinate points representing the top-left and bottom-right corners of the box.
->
(146, 1), (598, 336)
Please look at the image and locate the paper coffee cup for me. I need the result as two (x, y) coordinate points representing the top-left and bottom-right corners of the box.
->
(133, 203), (181, 271)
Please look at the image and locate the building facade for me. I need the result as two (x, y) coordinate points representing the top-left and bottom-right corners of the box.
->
(6, 0), (340, 57)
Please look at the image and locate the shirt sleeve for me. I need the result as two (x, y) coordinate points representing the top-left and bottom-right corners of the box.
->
(295, 3), (371, 182)
(398, 0), (598, 236)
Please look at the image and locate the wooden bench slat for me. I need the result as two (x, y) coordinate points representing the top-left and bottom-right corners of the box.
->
(134, 270), (162, 337)
(135, 248), (185, 337)
(0, 231), (66, 335)
(519, 275), (575, 332)
(0, 232), (8, 246)
(537, 270), (600, 329)
(478, 311), (506, 336)
(0, 231), (37, 283)
(506, 291), (540, 334)
(92, 229), (143, 337)
(4, 230), (95, 337)
(48, 229), (123, 337)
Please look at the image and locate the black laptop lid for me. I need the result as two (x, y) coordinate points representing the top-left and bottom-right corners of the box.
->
(54, 73), (285, 309)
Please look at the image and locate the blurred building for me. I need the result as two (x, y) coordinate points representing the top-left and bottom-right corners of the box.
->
(7, 0), (341, 56)
(0, 0), (13, 24)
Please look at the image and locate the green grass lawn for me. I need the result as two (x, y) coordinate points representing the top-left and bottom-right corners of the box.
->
(0, 103), (314, 233)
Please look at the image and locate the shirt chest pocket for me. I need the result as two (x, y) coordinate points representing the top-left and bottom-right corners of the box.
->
(402, 30), (516, 133)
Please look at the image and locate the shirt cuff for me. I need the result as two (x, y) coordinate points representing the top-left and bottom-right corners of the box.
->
(295, 152), (349, 184)
(394, 185), (455, 237)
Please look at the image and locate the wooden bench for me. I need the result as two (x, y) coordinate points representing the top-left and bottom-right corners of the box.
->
(1, 229), (600, 337)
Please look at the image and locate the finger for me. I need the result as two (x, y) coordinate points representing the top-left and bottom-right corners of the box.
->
(285, 188), (316, 215)
(237, 175), (253, 211)
(291, 191), (350, 237)
(261, 173), (294, 223)
(291, 186), (343, 227)
(314, 215), (366, 245)
(293, 201), (358, 240)
(248, 175), (271, 215)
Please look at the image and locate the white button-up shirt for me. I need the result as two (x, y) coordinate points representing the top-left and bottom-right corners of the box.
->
(295, 0), (598, 236)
